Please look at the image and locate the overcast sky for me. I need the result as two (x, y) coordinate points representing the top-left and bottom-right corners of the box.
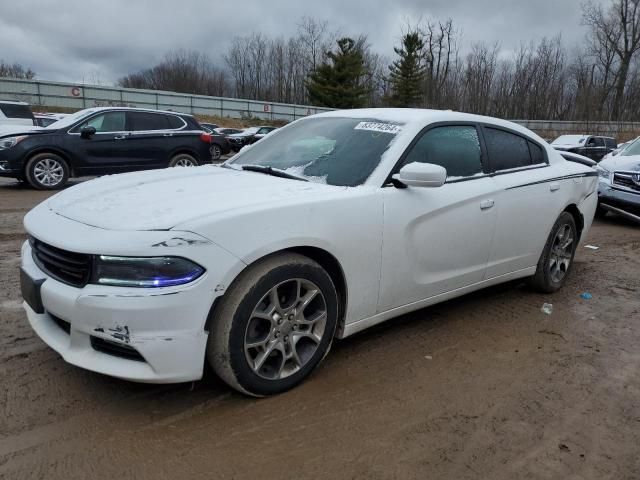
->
(0, 0), (604, 85)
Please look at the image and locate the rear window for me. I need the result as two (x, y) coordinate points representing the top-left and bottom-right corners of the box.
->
(0, 103), (34, 119)
(128, 112), (170, 131)
(167, 115), (185, 129)
(484, 128), (532, 171)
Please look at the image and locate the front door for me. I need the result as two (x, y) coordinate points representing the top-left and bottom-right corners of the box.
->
(64, 110), (130, 173)
(379, 124), (497, 312)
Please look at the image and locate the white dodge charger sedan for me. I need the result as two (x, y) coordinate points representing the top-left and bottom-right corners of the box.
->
(20, 109), (598, 396)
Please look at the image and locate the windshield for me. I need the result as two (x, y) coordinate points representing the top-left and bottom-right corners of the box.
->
(552, 135), (586, 145)
(44, 108), (100, 130)
(228, 117), (401, 186)
(622, 138), (640, 156)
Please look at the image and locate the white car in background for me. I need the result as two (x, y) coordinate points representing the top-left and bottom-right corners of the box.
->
(21, 109), (598, 396)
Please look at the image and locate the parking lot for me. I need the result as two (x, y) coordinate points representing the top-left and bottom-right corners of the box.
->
(1, 176), (639, 479)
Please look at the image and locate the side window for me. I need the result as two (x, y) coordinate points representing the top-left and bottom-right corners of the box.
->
(528, 141), (546, 165)
(0, 103), (34, 119)
(593, 137), (605, 147)
(166, 115), (185, 129)
(484, 128), (532, 171)
(586, 137), (597, 147)
(79, 112), (126, 133)
(128, 112), (170, 131)
(403, 125), (483, 178)
(605, 138), (617, 149)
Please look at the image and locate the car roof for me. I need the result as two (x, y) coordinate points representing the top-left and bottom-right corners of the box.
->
(313, 108), (545, 142)
(76, 106), (195, 118)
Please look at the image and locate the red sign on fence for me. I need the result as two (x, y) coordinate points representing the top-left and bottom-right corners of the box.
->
(263, 104), (270, 113)
(70, 87), (81, 97)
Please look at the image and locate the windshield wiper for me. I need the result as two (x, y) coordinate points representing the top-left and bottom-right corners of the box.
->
(240, 164), (309, 182)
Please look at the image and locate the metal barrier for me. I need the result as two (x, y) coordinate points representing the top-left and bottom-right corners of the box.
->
(0, 78), (332, 121)
(1, 78), (639, 138)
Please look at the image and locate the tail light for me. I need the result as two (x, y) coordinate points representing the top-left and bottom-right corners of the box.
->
(199, 132), (212, 143)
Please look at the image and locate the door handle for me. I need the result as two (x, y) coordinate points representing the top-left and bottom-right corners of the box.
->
(550, 183), (560, 192)
(114, 135), (128, 140)
(480, 199), (495, 210)
(163, 133), (174, 137)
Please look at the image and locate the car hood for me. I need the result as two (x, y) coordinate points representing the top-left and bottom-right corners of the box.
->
(599, 154), (640, 172)
(0, 125), (45, 137)
(46, 166), (342, 231)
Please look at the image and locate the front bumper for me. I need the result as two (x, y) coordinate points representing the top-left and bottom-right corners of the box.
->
(20, 206), (246, 383)
(598, 179), (640, 212)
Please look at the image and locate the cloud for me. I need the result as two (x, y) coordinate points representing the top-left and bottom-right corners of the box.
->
(0, 0), (600, 84)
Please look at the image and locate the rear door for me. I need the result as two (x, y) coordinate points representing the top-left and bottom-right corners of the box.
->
(482, 126), (558, 278)
(124, 111), (178, 169)
(379, 124), (498, 311)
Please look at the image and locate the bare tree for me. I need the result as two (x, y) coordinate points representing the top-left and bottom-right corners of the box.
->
(583, 0), (640, 119)
(0, 61), (35, 79)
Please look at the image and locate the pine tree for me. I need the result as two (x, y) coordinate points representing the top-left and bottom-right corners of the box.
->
(306, 38), (369, 108)
(387, 32), (426, 107)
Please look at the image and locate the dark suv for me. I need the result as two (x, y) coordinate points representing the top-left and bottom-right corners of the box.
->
(551, 134), (617, 162)
(0, 107), (230, 189)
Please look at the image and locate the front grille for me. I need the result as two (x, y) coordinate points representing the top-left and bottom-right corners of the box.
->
(30, 236), (92, 287)
(50, 314), (71, 334)
(613, 172), (640, 193)
(90, 336), (145, 362)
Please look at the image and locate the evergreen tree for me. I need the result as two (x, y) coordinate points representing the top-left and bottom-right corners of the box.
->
(306, 38), (369, 108)
(387, 31), (426, 107)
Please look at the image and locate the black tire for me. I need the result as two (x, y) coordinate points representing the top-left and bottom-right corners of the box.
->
(527, 212), (578, 293)
(595, 202), (608, 218)
(168, 153), (198, 167)
(208, 253), (339, 397)
(25, 153), (70, 190)
(210, 143), (223, 161)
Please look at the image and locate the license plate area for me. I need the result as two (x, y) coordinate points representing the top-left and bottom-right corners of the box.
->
(20, 268), (45, 314)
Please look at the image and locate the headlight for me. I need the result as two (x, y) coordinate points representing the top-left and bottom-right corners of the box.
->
(91, 256), (205, 288)
(597, 166), (611, 180)
(0, 136), (27, 150)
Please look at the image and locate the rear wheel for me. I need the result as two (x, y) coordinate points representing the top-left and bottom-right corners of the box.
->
(528, 212), (577, 293)
(169, 153), (198, 167)
(208, 253), (338, 396)
(210, 144), (222, 161)
(25, 153), (69, 190)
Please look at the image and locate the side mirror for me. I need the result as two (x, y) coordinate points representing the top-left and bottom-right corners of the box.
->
(80, 126), (96, 138)
(392, 162), (447, 188)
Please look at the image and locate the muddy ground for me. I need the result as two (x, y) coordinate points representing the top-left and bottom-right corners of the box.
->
(0, 176), (639, 480)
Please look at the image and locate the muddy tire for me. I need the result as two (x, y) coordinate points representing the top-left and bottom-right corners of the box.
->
(527, 212), (578, 293)
(208, 253), (338, 397)
(168, 153), (198, 167)
(25, 153), (70, 190)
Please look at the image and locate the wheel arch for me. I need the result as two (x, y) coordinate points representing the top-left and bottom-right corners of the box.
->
(23, 148), (74, 177)
(563, 203), (584, 241)
(204, 245), (348, 338)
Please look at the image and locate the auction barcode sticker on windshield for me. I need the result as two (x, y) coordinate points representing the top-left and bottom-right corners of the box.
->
(354, 122), (401, 134)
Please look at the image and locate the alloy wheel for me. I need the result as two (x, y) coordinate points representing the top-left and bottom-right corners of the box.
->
(244, 278), (327, 380)
(548, 223), (574, 283)
(173, 157), (196, 167)
(33, 158), (64, 187)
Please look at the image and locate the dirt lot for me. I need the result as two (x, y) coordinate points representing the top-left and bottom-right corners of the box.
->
(0, 177), (639, 480)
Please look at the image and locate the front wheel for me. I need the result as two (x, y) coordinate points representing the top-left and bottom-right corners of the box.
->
(25, 153), (70, 190)
(208, 253), (338, 396)
(527, 212), (578, 293)
(210, 144), (223, 161)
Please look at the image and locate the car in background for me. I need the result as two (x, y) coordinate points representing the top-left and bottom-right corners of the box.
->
(215, 127), (243, 136)
(20, 108), (597, 396)
(596, 139), (640, 223)
(200, 122), (219, 133)
(0, 100), (36, 127)
(226, 126), (278, 151)
(34, 113), (68, 127)
(0, 107), (230, 189)
(551, 134), (617, 161)
(602, 136), (639, 160)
